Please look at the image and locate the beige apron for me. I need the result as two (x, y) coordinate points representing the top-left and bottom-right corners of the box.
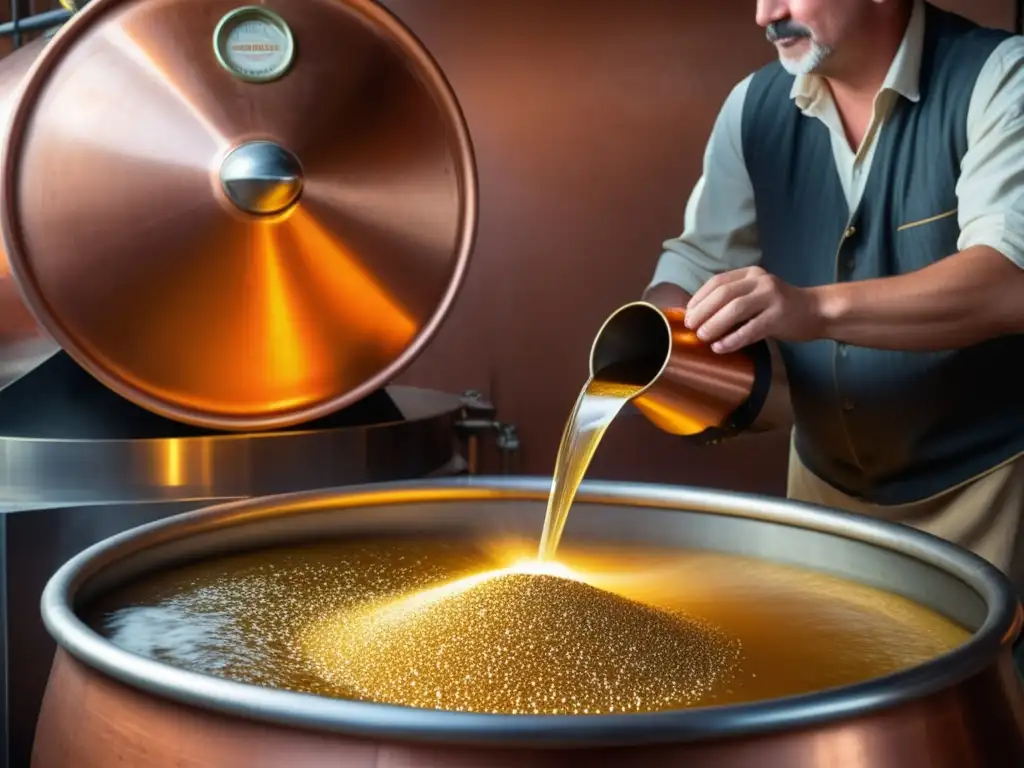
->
(786, 434), (1024, 595)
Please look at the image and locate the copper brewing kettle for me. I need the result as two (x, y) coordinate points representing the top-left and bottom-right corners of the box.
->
(589, 301), (791, 445)
(0, 0), (477, 430)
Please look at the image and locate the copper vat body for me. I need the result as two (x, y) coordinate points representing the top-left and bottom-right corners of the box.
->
(590, 302), (790, 444)
(33, 478), (1024, 767)
(0, 0), (476, 430)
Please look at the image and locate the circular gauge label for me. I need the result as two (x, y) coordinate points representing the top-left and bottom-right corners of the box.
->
(214, 7), (295, 83)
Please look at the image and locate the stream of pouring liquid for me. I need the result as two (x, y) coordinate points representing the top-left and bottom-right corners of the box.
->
(537, 371), (645, 561)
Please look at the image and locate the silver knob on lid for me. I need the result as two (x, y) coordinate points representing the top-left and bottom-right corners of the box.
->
(219, 140), (303, 215)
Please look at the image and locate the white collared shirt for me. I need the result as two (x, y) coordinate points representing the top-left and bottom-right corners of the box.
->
(650, 0), (1024, 295)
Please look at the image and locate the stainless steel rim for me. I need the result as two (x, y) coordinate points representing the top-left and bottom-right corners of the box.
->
(40, 476), (1021, 748)
(0, 385), (466, 504)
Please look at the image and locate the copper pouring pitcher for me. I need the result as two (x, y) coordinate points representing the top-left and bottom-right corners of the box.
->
(589, 301), (789, 444)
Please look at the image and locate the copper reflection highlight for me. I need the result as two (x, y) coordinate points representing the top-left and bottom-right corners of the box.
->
(590, 302), (756, 437)
(0, 0), (477, 430)
(152, 436), (214, 489)
(252, 222), (324, 410)
(282, 209), (417, 350)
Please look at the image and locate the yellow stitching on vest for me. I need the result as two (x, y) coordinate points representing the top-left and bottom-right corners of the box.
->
(896, 208), (958, 232)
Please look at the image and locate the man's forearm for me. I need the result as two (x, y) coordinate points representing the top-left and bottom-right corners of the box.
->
(812, 246), (1024, 351)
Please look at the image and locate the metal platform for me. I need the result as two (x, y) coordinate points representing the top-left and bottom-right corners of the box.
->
(0, 353), (473, 504)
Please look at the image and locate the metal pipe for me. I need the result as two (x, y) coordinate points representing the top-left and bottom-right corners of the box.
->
(10, 0), (19, 48)
(0, 8), (71, 38)
(497, 424), (520, 474)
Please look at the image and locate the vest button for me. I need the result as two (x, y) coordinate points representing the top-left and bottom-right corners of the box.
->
(842, 398), (855, 411)
(844, 226), (856, 239)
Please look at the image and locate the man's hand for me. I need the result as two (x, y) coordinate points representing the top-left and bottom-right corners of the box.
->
(684, 266), (824, 353)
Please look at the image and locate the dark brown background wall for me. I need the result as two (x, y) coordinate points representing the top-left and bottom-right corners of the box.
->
(389, 0), (1017, 493)
(0, 1), (1008, 488)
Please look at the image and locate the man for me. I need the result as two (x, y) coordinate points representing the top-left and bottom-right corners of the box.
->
(645, 0), (1024, 591)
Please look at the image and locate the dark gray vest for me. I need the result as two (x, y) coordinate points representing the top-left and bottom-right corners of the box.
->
(742, 4), (1022, 505)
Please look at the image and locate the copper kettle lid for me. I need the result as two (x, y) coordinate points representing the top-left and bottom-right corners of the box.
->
(1, 0), (476, 430)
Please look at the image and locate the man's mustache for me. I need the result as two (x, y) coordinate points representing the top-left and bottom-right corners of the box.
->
(766, 19), (812, 42)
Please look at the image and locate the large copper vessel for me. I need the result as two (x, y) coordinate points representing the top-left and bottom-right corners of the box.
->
(35, 478), (1024, 767)
(0, 0), (476, 430)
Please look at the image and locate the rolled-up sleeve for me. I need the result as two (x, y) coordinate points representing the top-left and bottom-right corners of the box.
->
(649, 74), (762, 296)
(958, 37), (1024, 269)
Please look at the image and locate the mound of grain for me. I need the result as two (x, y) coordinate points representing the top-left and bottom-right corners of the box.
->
(304, 572), (742, 714)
